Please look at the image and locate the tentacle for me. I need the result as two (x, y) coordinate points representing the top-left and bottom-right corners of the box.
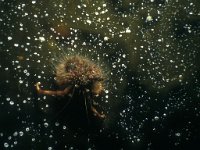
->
(35, 82), (71, 96)
(91, 106), (106, 119)
(84, 89), (106, 120)
(83, 90), (90, 126)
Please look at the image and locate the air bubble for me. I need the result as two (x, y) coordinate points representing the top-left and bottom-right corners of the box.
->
(154, 116), (159, 121)
(26, 127), (30, 132)
(146, 15), (153, 22)
(55, 122), (60, 126)
(32, 1), (36, 4)
(48, 147), (53, 150)
(175, 132), (181, 137)
(44, 122), (49, 128)
(39, 37), (45, 42)
(4, 142), (9, 148)
(13, 132), (18, 136)
(9, 101), (14, 105)
(8, 36), (12, 40)
(19, 131), (24, 136)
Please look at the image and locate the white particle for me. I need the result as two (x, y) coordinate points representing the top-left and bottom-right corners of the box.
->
(125, 28), (131, 33)
(154, 116), (159, 120)
(9, 101), (14, 105)
(26, 127), (30, 132)
(23, 69), (27, 73)
(39, 37), (45, 42)
(86, 20), (92, 24)
(19, 131), (24, 136)
(105, 90), (109, 94)
(32, 1), (36, 4)
(175, 132), (181, 137)
(48, 147), (53, 150)
(55, 122), (60, 126)
(104, 36), (109, 41)
(112, 65), (116, 68)
(146, 15), (153, 22)
(122, 64), (127, 68)
(19, 80), (23, 84)
(14, 43), (19, 47)
(4, 143), (9, 148)
(137, 138), (141, 142)
(13, 132), (18, 136)
(8, 36), (12, 40)
(18, 6), (21, 10)
(17, 66), (21, 69)
(44, 122), (49, 128)
(166, 44), (170, 47)
(8, 136), (12, 140)
(189, 12), (193, 15)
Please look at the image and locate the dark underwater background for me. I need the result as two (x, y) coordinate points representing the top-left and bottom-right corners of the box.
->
(0, 0), (200, 149)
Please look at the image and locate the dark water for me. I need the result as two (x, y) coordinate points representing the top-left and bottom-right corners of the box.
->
(0, 0), (200, 149)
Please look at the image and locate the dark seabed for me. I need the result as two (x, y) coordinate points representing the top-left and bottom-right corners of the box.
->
(0, 0), (200, 150)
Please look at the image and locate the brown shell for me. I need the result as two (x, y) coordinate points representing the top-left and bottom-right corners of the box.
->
(55, 55), (104, 86)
